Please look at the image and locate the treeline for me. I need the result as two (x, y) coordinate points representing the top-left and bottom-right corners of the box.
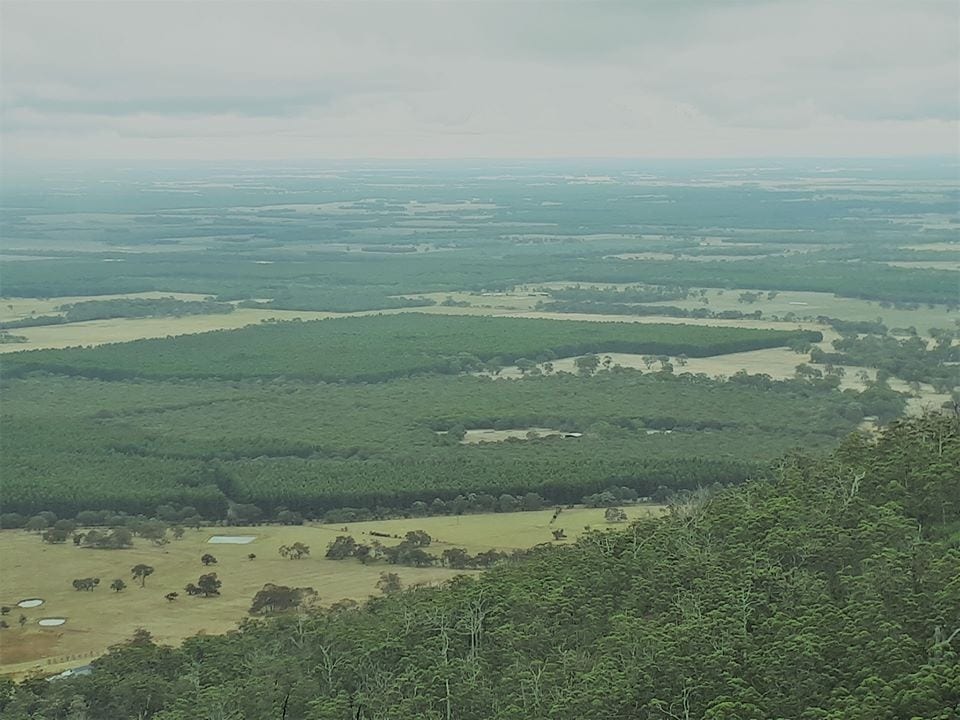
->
(0, 331), (27, 344)
(818, 315), (888, 335)
(325, 531), (516, 570)
(545, 284), (693, 303)
(0, 297), (234, 330)
(537, 299), (767, 322)
(225, 455), (757, 517)
(0, 313), (821, 383)
(4, 415), (956, 719)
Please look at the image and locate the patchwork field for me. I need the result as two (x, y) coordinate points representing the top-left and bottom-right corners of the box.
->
(0, 506), (660, 678)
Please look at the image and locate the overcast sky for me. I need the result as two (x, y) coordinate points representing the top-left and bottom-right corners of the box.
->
(2, 0), (958, 162)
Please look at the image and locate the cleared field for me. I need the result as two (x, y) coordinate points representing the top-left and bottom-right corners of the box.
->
(637, 288), (953, 337)
(0, 292), (213, 323)
(502, 348), (811, 380)
(884, 260), (960, 271)
(0, 506), (660, 677)
(420, 285), (953, 338)
(902, 242), (960, 252)
(457, 427), (577, 443)
(0, 308), (350, 353)
(422, 303), (836, 336)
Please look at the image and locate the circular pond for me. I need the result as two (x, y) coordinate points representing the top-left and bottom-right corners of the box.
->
(17, 598), (44, 608)
(38, 618), (66, 627)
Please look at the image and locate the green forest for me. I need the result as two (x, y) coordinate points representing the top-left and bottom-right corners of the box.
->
(2, 356), (878, 518)
(2, 414), (956, 719)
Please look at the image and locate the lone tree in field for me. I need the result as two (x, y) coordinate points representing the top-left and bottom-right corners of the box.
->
(441, 547), (471, 569)
(24, 515), (49, 533)
(1, 606), (10, 616)
(574, 353), (601, 377)
(376, 572), (402, 595)
(604, 507), (628, 523)
(247, 553), (256, 561)
(404, 530), (432, 547)
(278, 542), (310, 560)
(164, 592), (179, 602)
(354, 544), (372, 564)
(200, 553), (218, 566)
(131, 564), (154, 588)
(72, 577), (100, 591)
(110, 579), (127, 593)
(196, 573), (222, 597)
(249, 584), (316, 615)
(325, 535), (357, 560)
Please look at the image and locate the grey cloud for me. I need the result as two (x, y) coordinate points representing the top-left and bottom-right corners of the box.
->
(1, 0), (956, 160)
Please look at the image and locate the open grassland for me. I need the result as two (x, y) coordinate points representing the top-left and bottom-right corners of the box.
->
(639, 288), (955, 336)
(0, 506), (659, 677)
(0, 308), (350, 353)
(421, 285), (954, 338)
(0, 292), (213, 323)
(883, 260), (960, 271)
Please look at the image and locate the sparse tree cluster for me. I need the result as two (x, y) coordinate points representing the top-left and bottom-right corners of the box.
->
(278, 542), (310, 560)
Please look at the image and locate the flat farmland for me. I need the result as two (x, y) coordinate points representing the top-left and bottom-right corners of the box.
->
(0, 308), (351, 353)
(0, 506), (659, 678)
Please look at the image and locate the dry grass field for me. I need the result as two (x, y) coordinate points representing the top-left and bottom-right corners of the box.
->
(417, 286), (953, 338)
(0, 292), (214, 323)
(0, 506), (661, 678)
(0, 307), (354, 353)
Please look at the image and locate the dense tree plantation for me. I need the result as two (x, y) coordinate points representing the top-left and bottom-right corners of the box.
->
(1, 362), (875, 518)
(0, 314), (820, 382)
(2, 414), (956, 719)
